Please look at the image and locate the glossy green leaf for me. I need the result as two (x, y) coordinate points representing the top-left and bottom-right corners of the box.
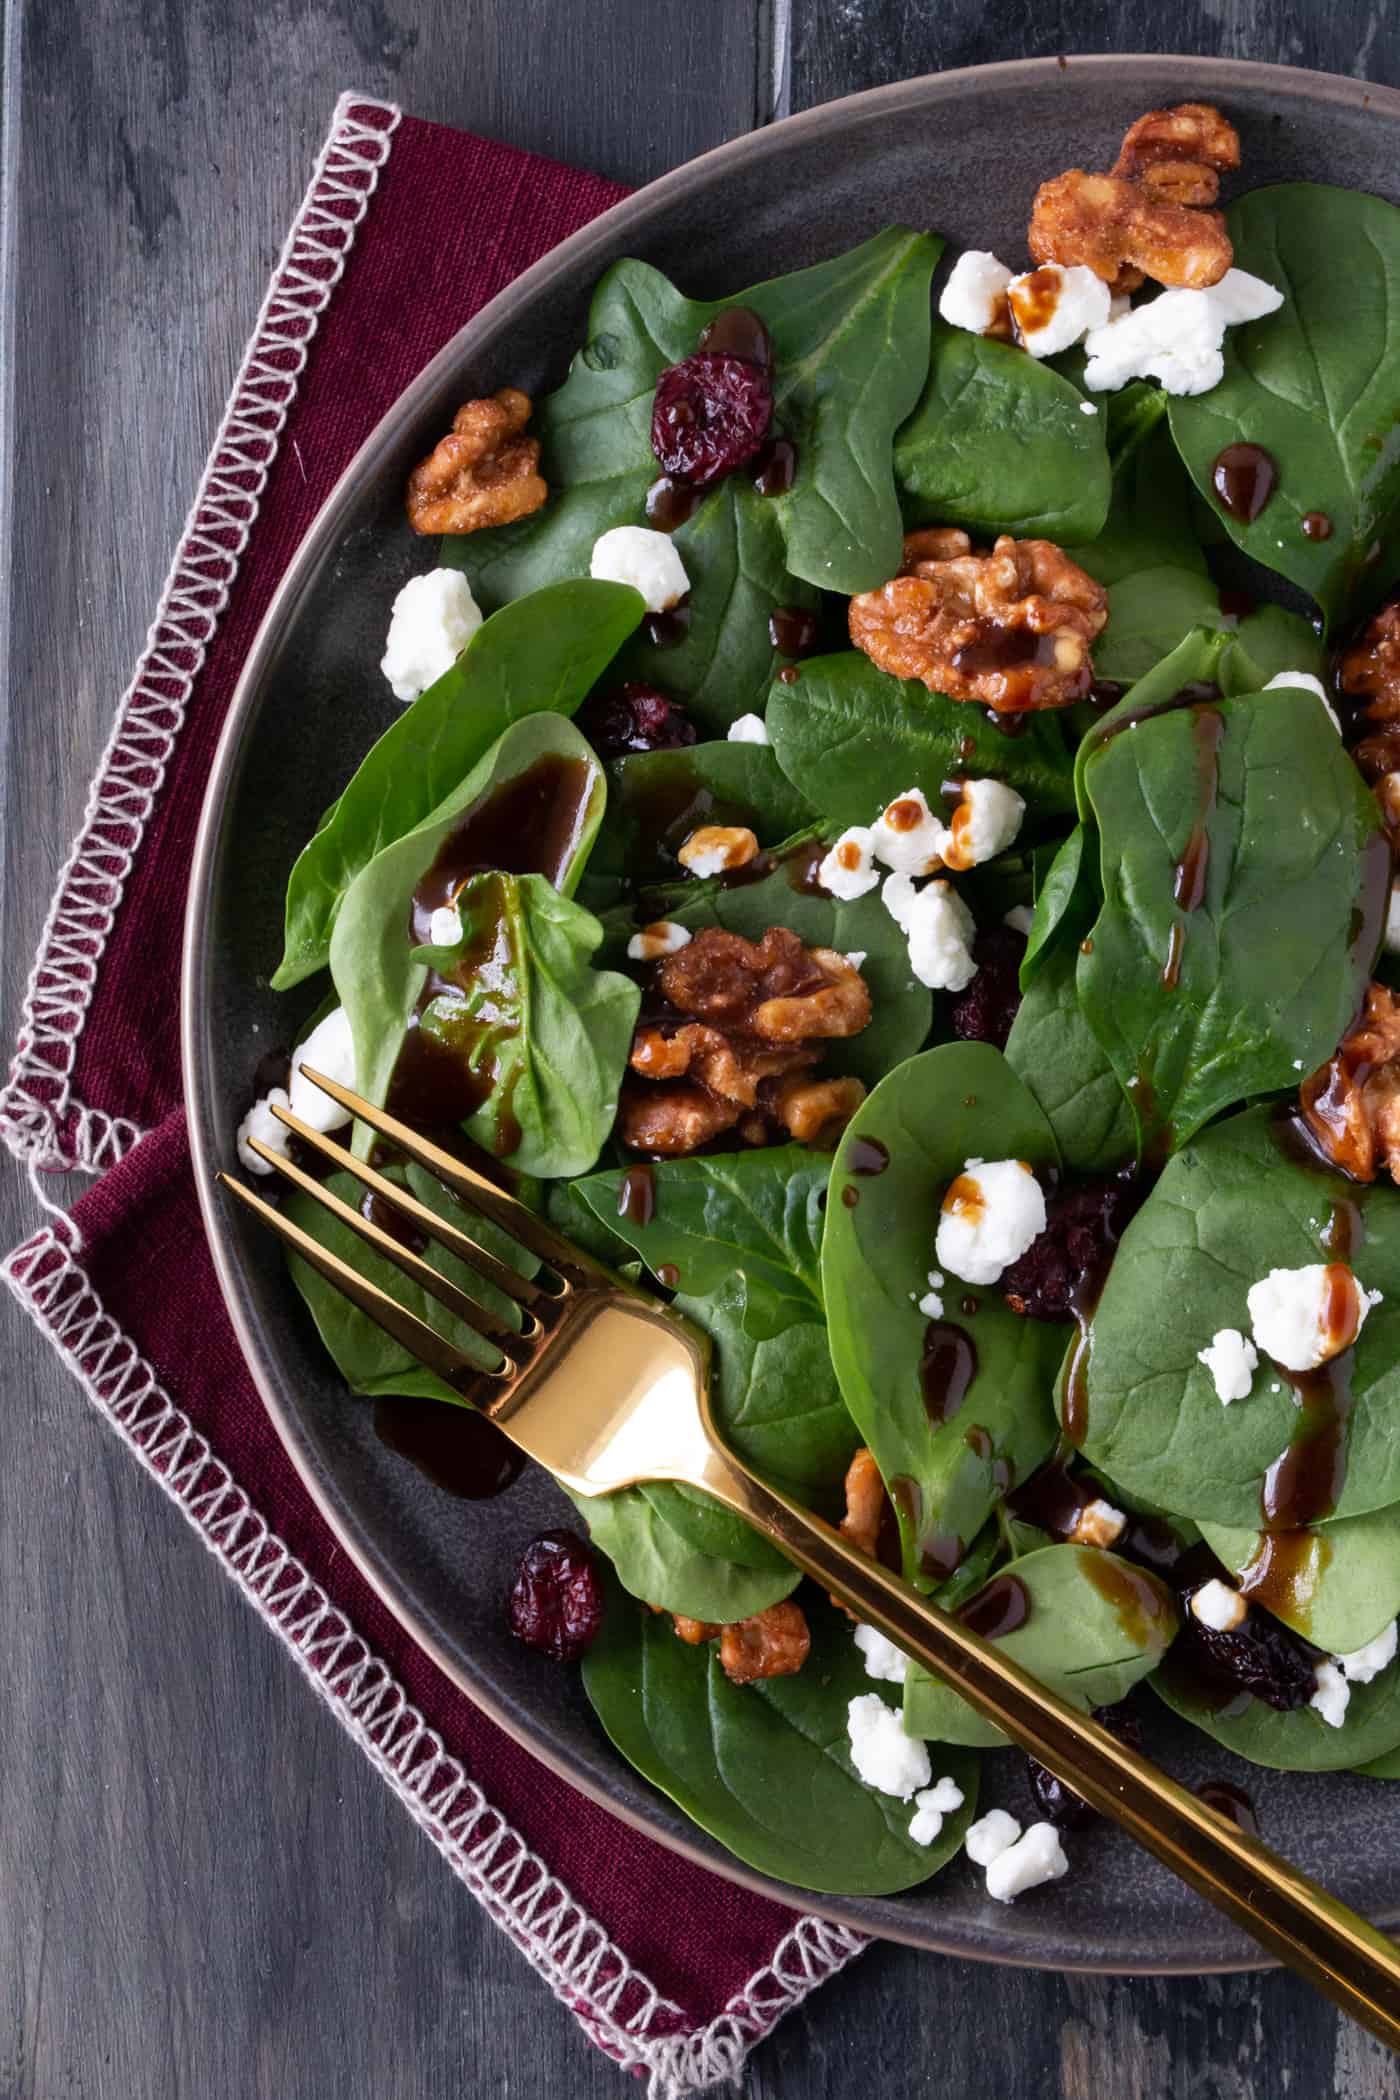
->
(1199, 1508), (1400, 1655)
(568, 1483), (800, 1621)
(1096, 566), (1327, 687)
(591, 738), (815, 888)
(1074, 407), (1207, 588)
(1152, 1652), (1400, 1771)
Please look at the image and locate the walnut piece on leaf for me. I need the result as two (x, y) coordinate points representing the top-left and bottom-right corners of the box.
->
(668, 1602), (811, 1683)
(1301, 982), (1400, 1185)
(406, 387), (547, 536)
(1029, 102), (1239, 291)
(848, 530), (1107, 712)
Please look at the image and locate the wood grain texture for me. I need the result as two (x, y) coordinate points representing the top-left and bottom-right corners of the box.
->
(2, 2), (1400, 2095)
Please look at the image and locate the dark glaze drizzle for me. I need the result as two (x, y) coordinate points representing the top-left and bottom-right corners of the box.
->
(359, 1186), (430, 1255)
(373, 1397), (525, 1500)
(1006, 1453), (1092, 1539)
(1212, 442), (1278, 522)
(1260, 1339), (1356, 1531)
(1301, 511), (1333, 542)
(768, 606), (820, 658)
(410, 754), (593, 936)
(696, 306), (771, 366)
(1162, 705), (1225, 988)
(957, 1572), (1031, 1639)
(1080, 1550), (1171, 1648)
(617, 1163), (656, 1227)
(953, 628), (1060, 680)
(644, 603), (691, 649)
(645, 475), (705, 532)
(752, 437), (798, 497)
(1237, 1526), (1330, 1633)
(920, 1322), (978, 1424)
(848, 1136), (889, 1176)
(1323, 1197), (1365, 1261)
(964, 1423), (1013, 1495)
(1196, 1780), (1259, 1836)
(777, 664), (802, 686)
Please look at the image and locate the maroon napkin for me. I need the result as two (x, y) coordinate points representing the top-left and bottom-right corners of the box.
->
(1, 95), (865, 2089)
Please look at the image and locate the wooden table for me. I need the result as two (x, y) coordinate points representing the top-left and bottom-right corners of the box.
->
(4, 5), (1400, 2094)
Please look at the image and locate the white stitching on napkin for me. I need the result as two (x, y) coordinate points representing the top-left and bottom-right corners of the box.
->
(3, 1220), (867, 2092)
(0, 92), (401, 1180)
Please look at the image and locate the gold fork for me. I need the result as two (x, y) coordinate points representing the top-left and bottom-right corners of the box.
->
(222, 1065), (1400, 2047)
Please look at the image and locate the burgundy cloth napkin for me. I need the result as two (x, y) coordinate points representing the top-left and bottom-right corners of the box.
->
(1, 94), (865, 2092)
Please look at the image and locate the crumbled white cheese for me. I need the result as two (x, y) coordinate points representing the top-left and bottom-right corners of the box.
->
(985, 1821), (1069, 1903)
(818, 826), (880, 901)
(845, 950), (868, 970)
(726, 712), (770, 745)
(1311, 1659), (1351, 1730)
(908, 1776), (966, 1848)
(853, 1623), (909, 1686)
(938, 777), (1026, 872)
(938, 249), (1014, 335)
(677, 825), (759, 878)
(871, 788), (946, 876)
(427, 905), (463, 948)
(236, 1087), (291, 1174)
(589, 525), (689, 612)
(1007, 263), (1111, 358)
(845, 1693), (931, 1800)
(917, 1268), (946, 1319)
(964, 1808), (1022, 1867)
(1197, 1327), (1259, 1406)
(882, 870), (919, 934)
(936, 1158), (1047, 1286)
(1082, 269), (1284, 397)
(1338, 1619), (1399, 1685)
(1004, 904), (1034, 936)
(903, 880), (978, 993)
(1078, 400), (1099, 416)
(1263, 670), (1341, 735)
(1387, 886), (1400, 956)
(1190, 1578), (1248, 1633)
(1247, 1264), (1381, 1374)
(1068, 1497), (1126, 1550)
(627, 920), (692, 963)
(380, 568), (483, 703)
(289, 1006), (357, 1133)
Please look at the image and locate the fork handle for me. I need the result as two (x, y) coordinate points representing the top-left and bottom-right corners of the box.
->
(700, 1452), (1400, 2047)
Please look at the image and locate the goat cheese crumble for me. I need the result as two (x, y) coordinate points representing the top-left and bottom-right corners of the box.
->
(938, 249), (1014, 334)
(917, 1270), (946, 1318)
(846, 1694), (932, 1800)
(1007, 263), (1112, 358)
(936, 1158), (1047, 1286)
(427, 905), (464, 948)
(853, 1623), (909, 1686)
(964, 1808), (1022, 1867)
(939, 777), (1026, 872)
(726, 712), (770, 745)
(380, 568), (483, 703)
(289, 1006), (358, 1133)
(1190, 1579), (1248, 1633)
(589, 525), (689, 611)
(1197, 1327), (1258, 1405)
(236, 1087), (292, 1175)
(902, 880), (979, 993)
(1082, 269), (1283, 396)
(1068, 1498), (1126, 1550)
(1311, 1659), (1351, 1730)
(1003, 904), (1034, 936)
(1386, 884), (1400, 955)
(985, 1821), (1069, 1903)
(871, 788), (946, 876)
(627, 920), (692, 962)
(818, 826), (880, 901)
(1246, 1264), (1381, 1373)
(908, 1776), (966, 1848)
(1338, 1619), (1400, 1684)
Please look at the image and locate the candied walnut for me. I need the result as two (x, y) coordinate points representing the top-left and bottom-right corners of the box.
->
(620, 929), (872, 1156)
(1029, 103), (1239, 292)
(849, 533), (1107, 713)
(1301, 982), (1400, 1185)
(719, 1601), (811, 1684)
(406, 388), (547, 536)
(1338, 600), (1400, 725)
(672, 1614), (719, 1645)
(839, 1446), (888, 1563)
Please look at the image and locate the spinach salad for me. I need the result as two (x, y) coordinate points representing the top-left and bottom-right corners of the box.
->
(240, 104), (1400, 1903)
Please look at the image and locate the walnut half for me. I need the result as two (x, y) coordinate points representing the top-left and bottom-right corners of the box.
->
(670, 1601), (811, 1683)
(1301, 983), (1400, 1185)
(1029, 102), (1239, 292)
(406, 387), (547, 536)
(848, 530), (1107, 712)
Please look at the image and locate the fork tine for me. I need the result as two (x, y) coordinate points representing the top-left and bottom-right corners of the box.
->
(219, 1173), (511, 1390)
(243, 1135), (526, 1351)
(296, 1065), (597, 1276)
(266, 1102), (542, 1308)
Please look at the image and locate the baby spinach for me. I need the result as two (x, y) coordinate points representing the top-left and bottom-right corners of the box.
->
(272, 581), (641, 990)
(451, 229), (942, 626)
(1075, 409), (1207, 589)
(1018, 826), (1086, 985)
(903, 1543), (1178, 1748)
(569, 1481), (800, 1621)
(1077, 683), (1384, 1155)
(329, 713), (605, 1158)
(1080, 1107), (1400, 1528)
(1005, 921), (1137, 1176)
(582, 1577), (979, 1895)
(766, 652), (1077, 826)
(893, 321), (1110, 543)
(1168, 183), (1400, 624)
(1199, 1508), (1400, 1657)
(591, 738), (815, 887)
(409, 871), (639, 1179)
(1095, 568), (1327, 687)
(1152, 1653), (1400, 1772)
(821, 1045), (1065, 1588)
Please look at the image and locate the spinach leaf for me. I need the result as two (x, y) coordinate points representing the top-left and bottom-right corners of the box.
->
(271, 581), (641, 990)
(1075, 411), (1207, 589)
(1005, 932), (1137, 1175)
(283, 1164), (535, 1403)
(451, 230), (942, 622)
(408, 871), (639, 1179)
(662, 847), (933, 1089)
(1018, 826), (1086, 985)
(1355, 1743), (1400, 1778)
(1077, 685), (1385, 1155)
(903, 1543), (1178, 1748)
(893, 321), (1110, 543)
(1199, 1509), (1400, 1656)
(679, 1274), (858, 1494)
(568, 1483), (800, 1621)
(591, 738), (815, 888)
(1152, 1653), (1400, 1772)
(1080, 1107), (1400, 1527)
(329, 714), (605, 1157)
(1168, 183), (1400, 625)
(766, 652), (1077, 825)
(821, 1045), (1066, 1588)
(582, 1576), (979, 1895)
(1095, 567), (1327, 687)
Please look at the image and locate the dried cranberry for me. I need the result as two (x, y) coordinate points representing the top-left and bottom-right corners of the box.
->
(1174, 1586), (1317, 1711)
(507, 1530), (604, 1662)
(579, 682), (698, 758)
(950, 925), (1027, 1050)
(651, 352), (773, 488)
(1002, 1174), (1143, 1322)
(1026, 1701), (1143, 1828)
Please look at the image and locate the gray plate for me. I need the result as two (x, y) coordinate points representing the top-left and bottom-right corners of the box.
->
(183, 55), (1400, 1970)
